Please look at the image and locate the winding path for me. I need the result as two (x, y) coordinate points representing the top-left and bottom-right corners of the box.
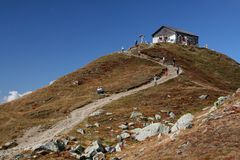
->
(0, 52), (182, 159)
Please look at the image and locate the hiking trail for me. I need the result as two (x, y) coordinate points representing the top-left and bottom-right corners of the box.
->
(0, 52), (182, 159)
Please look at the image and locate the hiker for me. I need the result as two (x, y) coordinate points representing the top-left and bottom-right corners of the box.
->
(121, 46), (125, 53)
(173, 58), (176, 67)
(165, 68), (169, 76)
(97, 87), (105, 95)
(162, 57), (166, 64)
(135, 40), (138, 46)
(176, 66), (180, 75)
(153, 76), (158, 86)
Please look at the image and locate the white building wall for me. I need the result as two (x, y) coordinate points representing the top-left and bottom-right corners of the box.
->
(152, 34), (176, 44)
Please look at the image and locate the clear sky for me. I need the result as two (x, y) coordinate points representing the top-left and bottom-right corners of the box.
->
(0, 0), (239, 102)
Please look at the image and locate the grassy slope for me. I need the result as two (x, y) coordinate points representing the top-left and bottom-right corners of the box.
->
(66, 76), (226, 148)
(60, 44), (239, 159)
(0, 53), (162, 145)
(121, 90), (240, 160)
(23, 44), (240, 160)
(139, 43), (240, 91)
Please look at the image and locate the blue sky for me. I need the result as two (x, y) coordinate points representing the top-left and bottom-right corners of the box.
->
(0, 0), (239, 102)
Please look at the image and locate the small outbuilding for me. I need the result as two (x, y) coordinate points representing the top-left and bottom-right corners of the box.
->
(152, 26), (198, 46)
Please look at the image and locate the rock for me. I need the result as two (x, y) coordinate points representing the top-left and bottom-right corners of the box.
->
(115, 142), (123, 152)
(214, 96), (228, 107)
(84, 140), (106, 158)
(147, 117), (155, 121)
(94, 122), (100, 128)
(155, 114), (161, 121)
(171, 113), (194, 133)
(128, 122), (135, 126)
(199, 95), (209, 100)
(93, 152), (106, 160)
(1, 141), (18, 150)
(77, 128), (86, 135)
(134, 123), (170, 141)
(35, 139), (65, 153)
(168, 111), (176, 119)
(85, 124), (93, 128)
(111, 157), (121, 160)
(106, 112), (113, 116)
(70, 145), (85, 155)
(119, 132), (130, 139)
(118, 124), (128, 130)
(105, 146), (116, 153)
(90, 109), (104, 117)
(130, 111), (143, 119)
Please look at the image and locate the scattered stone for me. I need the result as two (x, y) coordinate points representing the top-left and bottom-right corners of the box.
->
(171, 113), (194, 133)
(119, 132), (130, 139)
(105, 146), (116, 153)
(84, 140), (106, 158)
(147, 117), (155, 121)
(0, 141), (18, 150)
(70, 145), (85, 155)
(214, 96), (229, 107)
(168, 111), (176, 119)
(85, 124), (93, 128)
(128, 122), (135, 126)
(118, 124), (128, 130)
(94, 122), (100, 128)
(133, 107), (138, 110)
(130, 111), (143, 119)
(106, 112), (113, 116)
(199, 95), (209, 100)
(155, 114), (161, 121)
(111, 157), (121, 160)
(134, 123), (170, 141)
(77, 128), (86, 135)
(90, 109), (104, 117)
(115, 142), (123, 152)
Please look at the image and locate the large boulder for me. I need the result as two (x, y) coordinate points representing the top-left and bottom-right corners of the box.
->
(34, 139), (65, 154)
(134, 123), (169, 141)
(84, 140), (106, 158)
(171, 113), (194, 133)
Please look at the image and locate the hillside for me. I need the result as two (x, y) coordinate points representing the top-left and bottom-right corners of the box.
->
(0, 43), (239, 160)
(0, 53), (162, 145)
(117, 88), (240, 160)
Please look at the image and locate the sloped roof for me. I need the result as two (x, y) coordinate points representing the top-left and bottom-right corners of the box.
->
(152, 26), (198, 37)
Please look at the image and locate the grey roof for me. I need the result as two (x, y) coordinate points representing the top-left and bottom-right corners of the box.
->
(152, 26), (198, 37)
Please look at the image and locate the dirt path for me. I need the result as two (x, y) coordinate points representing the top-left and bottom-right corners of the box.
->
(0, 54), (182, 159)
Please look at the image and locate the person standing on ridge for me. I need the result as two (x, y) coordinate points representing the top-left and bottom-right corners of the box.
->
(173, 58), (176, 67)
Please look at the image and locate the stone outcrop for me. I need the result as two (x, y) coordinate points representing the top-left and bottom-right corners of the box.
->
(133, 123), (170, 141)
